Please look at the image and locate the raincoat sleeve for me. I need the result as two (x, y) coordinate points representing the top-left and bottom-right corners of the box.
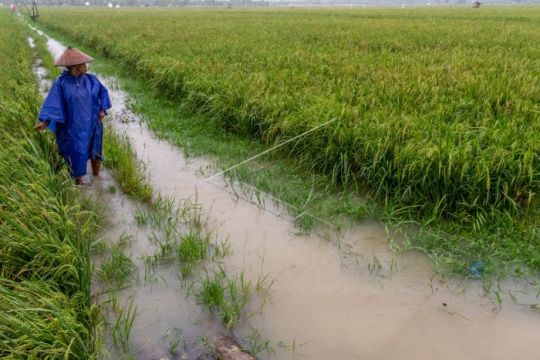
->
(38, 78), (65, 133)
(98, 81), (112, 114)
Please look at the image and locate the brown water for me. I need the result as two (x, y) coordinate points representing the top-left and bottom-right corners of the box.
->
(32, 28), (540, 360)
(84, 172), (226, 359)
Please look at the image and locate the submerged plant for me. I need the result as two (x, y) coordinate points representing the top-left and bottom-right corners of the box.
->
(244, 328), (275, 357)
(177, 232), (211, 277)
(97, 241), (137, 287)
(110, 297), (137, 357)
(196, 269), (252, 329)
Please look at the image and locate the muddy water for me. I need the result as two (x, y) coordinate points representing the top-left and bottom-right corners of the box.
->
(35, 29), (540, 359)
(27, 36), (51, 96)
(84, 171), (224, 359)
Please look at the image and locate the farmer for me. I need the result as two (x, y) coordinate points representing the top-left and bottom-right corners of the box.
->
(36, 47), (111, 185)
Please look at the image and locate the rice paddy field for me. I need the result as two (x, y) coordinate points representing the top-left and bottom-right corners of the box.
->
(35, 6), (540, 274)
(38, 7), (540, 218)
(0, 11), (99, 358)
(2, 5), (540, 359)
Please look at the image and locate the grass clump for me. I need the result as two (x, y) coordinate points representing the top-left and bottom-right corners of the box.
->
(109, 297), (137, 357)
(103, 125), (153, 203)
(97, 241), (137, 288)
(135, 195), (228, 279)
(177, 232), (211, 277)
(196, 269), (252, 329)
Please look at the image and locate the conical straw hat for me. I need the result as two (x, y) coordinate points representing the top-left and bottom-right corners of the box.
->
(54, 47), (94, 67)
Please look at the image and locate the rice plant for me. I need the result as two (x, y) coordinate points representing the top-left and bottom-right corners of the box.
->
(103, 124), (153, 202)
(177, 232), (211, 277)
(37, 7), (540, 219)
(97, 240), (137, 287)
(0, 10), (101, 358)
(34, 8), (540, 273)
(110, 297), (137, 357)
(0, 279), (98, 359)
(196, 268), (252, 329)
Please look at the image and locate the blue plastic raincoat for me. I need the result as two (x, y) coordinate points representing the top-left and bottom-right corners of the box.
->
(39, 71), (112, 178)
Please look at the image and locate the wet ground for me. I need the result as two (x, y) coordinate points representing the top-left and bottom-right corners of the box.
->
(29, 27), (540, 360)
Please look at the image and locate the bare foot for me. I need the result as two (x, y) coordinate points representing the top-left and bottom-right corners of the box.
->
(75, 176), (93, 186)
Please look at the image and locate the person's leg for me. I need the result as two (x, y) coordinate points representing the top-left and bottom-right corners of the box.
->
(91, 159), (101, 176)
(89, 121), (103, 177)
(68, 152), (89, 185)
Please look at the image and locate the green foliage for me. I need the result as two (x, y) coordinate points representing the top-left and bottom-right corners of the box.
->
(196, 269), (252, 329)
(0, 279), (98, 359)
(103, 125), (153, 202)
(110, 297), (137, 357)
(0, 10), (100, 358)
(38, 7), (540, 221)
(97, 240), (137, 287)
(35, 8), (540, 274)
(177, 232), (211, 276)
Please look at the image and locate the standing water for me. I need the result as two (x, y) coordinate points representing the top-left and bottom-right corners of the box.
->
(31, 27), (540, 360)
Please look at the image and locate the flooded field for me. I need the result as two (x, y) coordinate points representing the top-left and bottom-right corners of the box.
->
(30, 26), (540, 360)
(86, 170), (230, 359)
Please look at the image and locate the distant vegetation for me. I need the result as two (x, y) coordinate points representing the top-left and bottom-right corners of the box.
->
(22, 0), (540, 7)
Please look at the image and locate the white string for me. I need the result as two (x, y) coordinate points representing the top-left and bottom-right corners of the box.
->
(205, 117), (337, 181)
(205, 177), (337, 229)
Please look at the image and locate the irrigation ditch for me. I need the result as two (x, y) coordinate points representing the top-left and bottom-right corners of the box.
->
(27, 25), (259, 359)
(19, 17), (540, 360)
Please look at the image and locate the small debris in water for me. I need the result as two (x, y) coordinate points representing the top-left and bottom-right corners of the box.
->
(162, 327), (188, 359)
(214, 336), (255, 360)
(469, 261), (485, 279)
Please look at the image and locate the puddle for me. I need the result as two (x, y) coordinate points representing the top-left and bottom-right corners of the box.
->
(31, 27), (540, 360)
(27, 35), (50, 96)
(27, 36), (35, 48)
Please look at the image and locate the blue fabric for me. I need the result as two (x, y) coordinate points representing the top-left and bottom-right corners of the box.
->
(39, 71), (111, 178)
